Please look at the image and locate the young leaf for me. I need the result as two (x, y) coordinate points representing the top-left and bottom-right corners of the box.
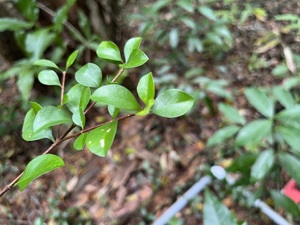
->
(73, 133), (87, 150)
(97, 41), (123, 64)
(276, 126), (300, 154)
(38, 70), (61, 86)
(273, 86), (295, 109)
(0, 18), (33, 31)
(120, 49), (149, 68)
(207, 125), (240, 147)
(203, 190), (238, 225)
(86, 120), (118, 157)
(91, 84), (141, 111)
(218, 103), (246, 125)
(33, 106), (72, 132)
(271, 190), (300, 217)
(245, 88), (274, 118)
(33, 59), (60, 70)
(72, 108), (85, 129)
(151, 89), (194, 118)
(66, 50), (79, 70)
(278, 153), (300, 186)
(235, 119), (272, 147)
(16, 154), (64, 191)
(124, 37), (142, 62)
(66, 84), (91, 113)
(251, 149), (274, 181)
(75, 63), (102, 88)
(137, 72), (155, 105)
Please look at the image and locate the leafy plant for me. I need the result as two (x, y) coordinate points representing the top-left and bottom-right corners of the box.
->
(0, 37), (194, 196)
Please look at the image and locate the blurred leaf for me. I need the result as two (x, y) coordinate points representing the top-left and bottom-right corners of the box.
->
(86, 121), (118, 157)
(180, 17), (196, 29)
(251, 149), (274, 181)
(33, 59), (60, 70)
(0, 18), (33, 31)
(275, 14), (299, 21)
(170, 28), (180, 48)
(284, 47), (296, 73)
(176, 0), (194, 13)
(97, 41), (123, 64)
(147, 0), (170, 13)
(151, 89), (194, 118)
(17, 68), (34, 102)
(278, 153), (300, 186)
(73, 133), (87, 150)
(124, 37), (142, 62)
(66, 50), (79, 70)
(38, 70), (61, 86)
(245, 88), (274, 118)
(137, 72), (155, 105)
(218, 103), (246, 125)
(16, 154), (64, 191)
(16, 0), (39, 22)
(53, 0), (76, 32)
(276, 106), (300, 121)
(282, 77), (300, 90)
(253, 8), (267, 21)
(227, 153), (257, 173)
(187, 37), (203, 52)
(91, 84), (141, 111)
(75, 63), (102, 87)
(273, 86), (295, 109)
(271, 64), (289, 77)
(204, 190), (238, 225)
(207, 125), (240, 147)
(33, 106), (71, 132)
(72, 108), (85, 129)
(276, 126), (300, 154)
(120, 49), (149, 68)
(271, 190), (300, 217)
(198, 6), (217, 21)
(235, 119), (272, 147)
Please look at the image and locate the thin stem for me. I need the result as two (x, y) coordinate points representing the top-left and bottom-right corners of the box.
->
(112, 68), (124, 83)
(60, 71), (66, 106)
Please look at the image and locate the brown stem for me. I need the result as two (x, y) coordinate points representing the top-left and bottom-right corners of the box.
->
(60, 71), (66, 106)
(112, 68), (124, 83)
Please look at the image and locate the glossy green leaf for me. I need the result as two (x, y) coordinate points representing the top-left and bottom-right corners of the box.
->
(0, 18), (33, 31)
(75, 63), (102, 88)
(33, 106), (72, 132)
(204, 190), (238, 225)
(66, 50), (79, 70)
(16, 0), (39, 22)
(108, 105), (120, 118)
(38, 70), (61, 86)
(235, 119), (272, 146)
(251, 149), (274, 181)
(218, 103), (246, 125)
(91, 84), (141, 111)
(72, 108), (85, 129)
(151, 89), (194, 118)
(207, 125), (240, 147)
(66, 84), (91, 113)
(176, 0), (194, 13)
(16, 154), (64, 191)
(276, 106), (300, 122)
(278, 153), (300, 186)
(86, 121), (118, 157)
(271, 190), (300, 217)
(276, 126), (300, 153)
(120, 49), (149, 68)
(273, 86), (295, 109)
(73, 133), (87, 150)
(137, 72), (155, 105)
(33, 59), (60, 70)
(97, 41), (123, 63)
(198, 6), (217, 21)
(124, 37), (142, 62)
(245, 88), (274, 118)
(22, 108), (54, 142)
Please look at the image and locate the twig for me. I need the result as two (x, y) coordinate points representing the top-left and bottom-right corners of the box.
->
(60, 71), (66, 106)
(112, 68), (124, 83)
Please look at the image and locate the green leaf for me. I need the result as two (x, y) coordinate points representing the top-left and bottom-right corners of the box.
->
(271, 190), (300, 217)
(207, 125), (240, 147)
(227, 153), (257, 173)
(273, 86), (295, 109)
(218, 103), (246, 125)
(66, 84), (91, 113)
(33, 59), (60, 70)
(278, 153), (300, 186)
(17, 68), (34, 101)
(276, 126), (300, 154)
(86, 121), (118, 157)
(169, 28), (180, 48)
(120, 49), (149, 68)
(272, 64), (289, 77)
(91, 84), (141, 111)
(16, 0), (39, 22)
(137, 72), (155, 105)
(198, 6), (217, 21)
(251, 149), (274, 181)
(0, 18), (33, 31)
(38, 70), (61, 86)
(22, 108), (54, 142)
(73, 133), (87, 150)
(30, 102), (42, 114)
(235, 119), (272, 147)
(66, 50), (79, 70)
(53, 0), (76, 32)
(75, 63), (102, 88)
(245, 88), (274, 118)
(33, 106), (72, 132)
(176, 0), (195, 13)
(97, 41), (123, 64)
(124, 37), (142, 62)
(108, 105), (120, 118)
(151, 89), (194, 118)
(16, 154), (64, 191)
(203, 190), (238, 225)
(276, 106), (300, 122)
(72, 108), (85, 129)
